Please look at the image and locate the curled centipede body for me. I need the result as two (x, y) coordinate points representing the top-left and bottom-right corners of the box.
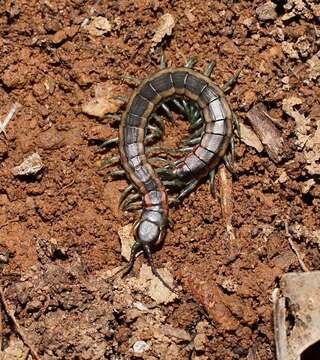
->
(114, 65), (235, 285)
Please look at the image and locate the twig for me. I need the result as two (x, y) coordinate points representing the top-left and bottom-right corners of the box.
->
(284, 221), (309, 272)
(219, 165), (238, 251)
(0, 287), (41, 360)
(0, 103), (20, 137)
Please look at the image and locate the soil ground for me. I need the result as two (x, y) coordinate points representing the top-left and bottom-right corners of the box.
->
(0, 0), (319, 359)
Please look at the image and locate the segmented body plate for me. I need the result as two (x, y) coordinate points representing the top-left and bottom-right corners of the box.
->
(119, 68), (233, 231)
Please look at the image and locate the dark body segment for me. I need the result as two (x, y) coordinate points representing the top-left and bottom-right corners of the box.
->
(120, 68), (233, 245)
(149, 72), (173, 94)
(130, 94), (154, 118)
(185, 73), (207, 96)
(139, 82), (161, 103)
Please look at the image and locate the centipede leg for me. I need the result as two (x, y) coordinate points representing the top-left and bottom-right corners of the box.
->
(104, 169), (126, 180)
(156, 168), (176, 181)
(100, 137), (119, 148)
(150, 114), (165, 134)
(222, 69), (241, 93)
(174, 179), (200, 205)
(209, 169), (217, 197)
(125, 201), (143, 211)
(160, 102), (174, 123)
(172, 98), (186, 114)
(160, 54), (167, 69)
(186, 125), (204, 140)
(112, 95), (129, 102)
(223, 154), (236, 174)
(182, 136), (201, 146)
(148, 157), (172, 166)
(204, 61), (216, 77)
(121, 193), (142, 210)
(163, 179), (186, 190)
(99, 155), (120, 169)
(190, 117), (204, 130)
(230, 136), (235, 165)
(147, 124), (164, 139)
(185, 56), (197, 69)
(181, 99), (191, 119)
(119, 76), (141, 86)
(148, 146), (193, 156)
(105, 114), (122, 122)
(119, 184), (135, 206)
(232, 112), (241, 139)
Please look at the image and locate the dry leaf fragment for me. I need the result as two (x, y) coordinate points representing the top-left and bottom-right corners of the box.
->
(308, 52), (320, 80)
(239, 123), (263, 152)
(151, 13), (175, 46)
(247, 103), (285, 163)
(282, 97), (308, 148)
(139, 264), (177, 304)
(282, 97), (320, 175)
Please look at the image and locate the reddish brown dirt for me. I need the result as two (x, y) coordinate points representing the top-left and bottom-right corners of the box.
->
(0, 1), (319, 359)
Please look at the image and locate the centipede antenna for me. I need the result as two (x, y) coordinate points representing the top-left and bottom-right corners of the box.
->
(110, 242), (142, 281)
(142, 244), (177, 294)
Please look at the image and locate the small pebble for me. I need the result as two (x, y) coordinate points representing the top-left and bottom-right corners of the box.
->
(133, 301), (149, 311)
(12, 152), (44, 176)
(133, 340), (149, 353)
(193, 333), (208, 351)
(256, 2), (277, 21)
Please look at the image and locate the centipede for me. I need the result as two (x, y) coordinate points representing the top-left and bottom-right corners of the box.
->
(103, 58), (239, 288)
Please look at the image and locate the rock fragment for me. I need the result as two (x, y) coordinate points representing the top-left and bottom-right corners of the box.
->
(133, 340), (149, 354)
(82, 82), (124, 118)
(12, 153), (44, 177)
(151, 13), (175, 46)
(86, 17), (111, 36)
(139, 264), (177, 304)
(256, 2), (277, 21)
(161, 325), (191, 342)
(118, 224), (135, 261)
